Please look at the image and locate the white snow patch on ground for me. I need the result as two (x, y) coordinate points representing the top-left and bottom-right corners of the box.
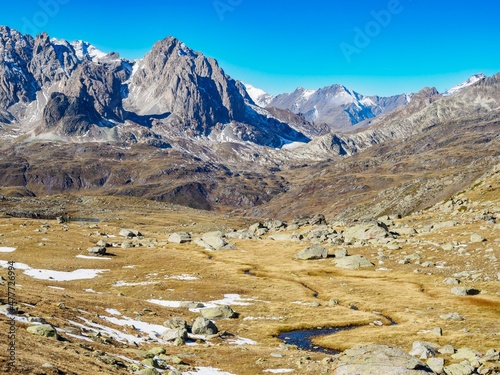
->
(68, 317), (143, 345)
(183, 367), (237, 375)
(76, 255), (112, 260)
(148, 294), (253, 311)
(147, 300), (183, 308)
(227, 337), (257, 345)
(0, 247), (16, 253)
(243, 316), (285, 321)
(100, 315), (167, 342)
(0, 261), (108, 281)
(122, 265), (136, 269)
(166, 274), (200, 281)
(65, 332), (94, 343)
(48, 286), (65, 290)
(210, 294), (253, 306)
(105, 308), (122, 316)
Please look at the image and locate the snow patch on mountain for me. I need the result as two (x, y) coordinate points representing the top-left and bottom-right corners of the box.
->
(69, 40), (108, 62)
(444, 73), (486, 96)
(243, 83), (274, 107)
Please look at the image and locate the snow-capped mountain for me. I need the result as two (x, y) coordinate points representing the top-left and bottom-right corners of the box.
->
(266, 84), (412, 132)
(242, 83), (274, 107)
(0, 27), (308, 148)
(444, 73), (486, 96)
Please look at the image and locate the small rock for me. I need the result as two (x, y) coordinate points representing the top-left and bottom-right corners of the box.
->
(201, 231), (228, 250)
(427, 357), (445, 374)
(451, 287), (481, 296)
(452, 348), (480, 361)
(201, 305), (238, 320)
(440, 312), (465, 321)
(334, 254), (374, 270)
(443, 278), (461, 285)
(439, 345), (455, 355)
(87, 246), (107, 255)
(161, 328), (188, 343)
(294, 244), (328, 260)
(163, 317), (187, 329)
(191, 317), (218, 335)
(334, 248), (348, 259)
(147, 347), (166, 356)
(409, 341), (439, 359)
(443, 363), (474, 375)
(119, 229), (141, 238)
(430, 327), (443, 336)
(470, 234), (486, 243)
(27, 324), (60, 340)
(442, 243), (454, 251)
(168, 232), (191, 244)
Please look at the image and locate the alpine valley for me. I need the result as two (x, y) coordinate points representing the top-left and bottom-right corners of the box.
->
(0, 27), (499, 375)
(0, 26), (498, 218)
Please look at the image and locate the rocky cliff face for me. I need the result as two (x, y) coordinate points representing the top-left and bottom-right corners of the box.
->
(0, 27), (308, 148)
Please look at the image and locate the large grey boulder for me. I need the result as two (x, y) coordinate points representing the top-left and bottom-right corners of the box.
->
(191, 317), (218, 335)
(27, 324), (60, 340)
(163, 317), (187, 329)
(168, 232), (191, 244)
(200, 305), (238, 320)
(87, 246), (107, 255)
(262, 219), (286, 231)
(343, 221), (391, 243)
(409, 341), (439, 359)
(443, 363), (474, 375)
(334, 255), (374, 270)
(119, 229), (142, 238)
(294, 244), (328, 260)
(450, 287), (480, 296)
(331, 345), (435, 374)
(161, 327), (188, 343)
(201, 231), (228, 250)
(269, 233), (298, 241)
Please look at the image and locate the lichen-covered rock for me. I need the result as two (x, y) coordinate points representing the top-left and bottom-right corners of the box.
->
(191, 317), (218, 335)
(334, 254), (374, 270)
(331, 344), (435, 374)
(200, 305), (238, 320)
(294, 244), (327, 260)
(26, 324), (60, 340)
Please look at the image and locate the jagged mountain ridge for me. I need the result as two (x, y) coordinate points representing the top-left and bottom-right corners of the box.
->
(245, 83), (413, 133)
(0, 26), (498, 217)
(0, 26), (308, 148)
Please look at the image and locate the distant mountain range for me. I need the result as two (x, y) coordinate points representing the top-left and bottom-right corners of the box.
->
(244, 73), (488, 133)
(0, 26), (498, 217)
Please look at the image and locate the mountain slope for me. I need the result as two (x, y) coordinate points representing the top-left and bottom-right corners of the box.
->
(250, 78), (500, 219)
(0, 27), (308, 148)
(266, 84), (412, 132)
(444, 73), (486, 96)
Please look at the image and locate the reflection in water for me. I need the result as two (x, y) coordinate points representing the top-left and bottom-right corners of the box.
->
(278, 326), (355, 354)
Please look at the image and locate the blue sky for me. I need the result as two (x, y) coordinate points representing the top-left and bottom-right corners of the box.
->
(1, 0), (499, 96)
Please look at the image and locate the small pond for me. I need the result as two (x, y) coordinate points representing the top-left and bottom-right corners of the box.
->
(278, 326), (356, 354)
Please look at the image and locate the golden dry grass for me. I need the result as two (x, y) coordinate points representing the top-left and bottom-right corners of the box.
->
(0, 170), (498, 374)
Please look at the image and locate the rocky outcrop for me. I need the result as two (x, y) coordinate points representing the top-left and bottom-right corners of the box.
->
(331, 345), (435, 374)
(42, 92), (101, 135)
